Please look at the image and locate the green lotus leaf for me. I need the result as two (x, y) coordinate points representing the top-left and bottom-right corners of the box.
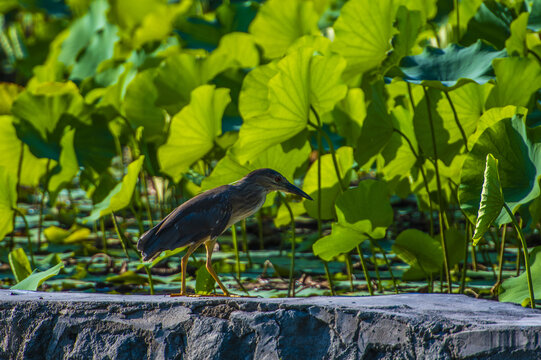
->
(10, 262), (64, 291)
(392, 229), (443, 275)
(385, 6), (423, 69)
(332, 0), (397, 80)
(486, 57), (541, 109)
(459, 113), (540, 225)
(0, 167), (17, 241)
(49, 127), (78, 202)
(86, 155), (145, 222)
(158, 85), (231, 182)
(11, 81), (83, 139)
(202, 140), (310, 192)
(124, 69), (166, 143)
(506, 12), (529, 57)
(0, 83), (23, 115)
(303, 146), (353, 220)
(404, 0), (437, 23)
(58, 0), (118, 81)
(336, 179), (393, 239)
(499, 246), (541, 304)
(460, 0), (514, 50)
(8, 248), (32, 283)
(472, 154), (504, 245)
(529, 0), (541, 31)
(313, 223), (368, 261)
(399, 40), (506, 90)
(249, 0), (319, 59)
(0, 116), (48, 187)
(238, 62), (278, 120)
(108, 0), (190, 48)
(468, 105), (522, 152)
(333, 88), (366, 146)
(355, 81), (394, 167)
(413, 88), (462, 165)
(435, 82), (493, 148)
(195, 264), (216, 295)
(234, 49), (347, 163)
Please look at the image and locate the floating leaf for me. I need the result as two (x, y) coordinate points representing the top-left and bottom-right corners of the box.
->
(158, 85), (231, 182)
(399, 40), (506, 90)
(86, 155), (145, 222)
(472, 154), (504, 245)
(11, 262), (64, 291)
(8, 248), (32, 283)
(44, 226), (92, 244)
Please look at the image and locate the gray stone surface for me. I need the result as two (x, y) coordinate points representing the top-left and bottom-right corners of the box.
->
(0, 290), (540, 360)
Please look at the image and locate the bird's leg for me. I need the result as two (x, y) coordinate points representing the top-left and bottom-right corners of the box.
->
(204, 239), (232, 297)
(170, 243), (199, 297)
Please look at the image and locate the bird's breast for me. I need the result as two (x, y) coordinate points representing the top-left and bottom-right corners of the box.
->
(228, 191), (267, 226)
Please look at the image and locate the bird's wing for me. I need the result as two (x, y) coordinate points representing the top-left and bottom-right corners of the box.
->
(137, 186), (232, 260)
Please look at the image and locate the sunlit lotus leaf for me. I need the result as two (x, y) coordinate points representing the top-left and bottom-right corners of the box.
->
(399, 41), (506, 90)
(413, 88), (463, 165)
(155, 33), (259, 115)
(238, 62), (278, 120)
(486, 57), (541, 109)
(8, 248), (32, 283)
(506, 12), (529, 56)
(249, 0), (319, 59)
(234, 49), (347, 163)
(435, 82), (492, 148)
(58, 0), (118, 80)
(459, 113), (541, 225)
(499, 246), (541, 304)
(332, 0), (397, 80)
(333, 88), (366, 145)
(0, 167), (17, 241)
(303, 146), (353, 220)
(468, 105), (521, 146)
(0, 83), (23, 115)
(124, 69), (166, 143)
(108, 0), (190, 48)
(336, 179), (393, 239)
(202, 140), (310, 191)
(158, 85), (231, 182)
(313, 223), (367, 261)
(10, 262), (64, 291)
(49, 127), (78, 201)
(472, 154), (504, 245)
(86, 155), (145, 222)
(11, 81), (83, 139)
(392, 229), (443, 275)
(44, 225), (92, 244)
(0, 116), (48, 187)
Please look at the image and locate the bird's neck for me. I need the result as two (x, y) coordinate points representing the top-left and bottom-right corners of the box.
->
(227, 181), (268, 225)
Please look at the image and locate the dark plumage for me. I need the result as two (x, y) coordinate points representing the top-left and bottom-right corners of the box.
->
(137, 168), (312, 296)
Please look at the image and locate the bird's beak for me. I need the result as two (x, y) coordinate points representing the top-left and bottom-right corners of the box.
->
(283, 181), (313, 200)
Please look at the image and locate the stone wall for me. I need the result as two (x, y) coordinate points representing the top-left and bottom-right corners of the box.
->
(1, 290), (540, 359)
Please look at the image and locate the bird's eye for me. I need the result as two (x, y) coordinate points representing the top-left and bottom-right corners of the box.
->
(274, 176), (281, 183)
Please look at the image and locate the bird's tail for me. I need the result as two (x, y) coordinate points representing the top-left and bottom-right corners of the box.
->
(137, 227), (162, 262)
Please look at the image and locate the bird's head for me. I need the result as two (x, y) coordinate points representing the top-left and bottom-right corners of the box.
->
(243, 168), (313, 200)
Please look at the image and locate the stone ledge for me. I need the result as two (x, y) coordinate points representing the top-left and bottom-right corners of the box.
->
(1, 290), (540, 359)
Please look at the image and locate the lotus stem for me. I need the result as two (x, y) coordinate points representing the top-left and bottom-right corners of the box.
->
(356, 244), (374, 296)
(423, 86), (452, 293)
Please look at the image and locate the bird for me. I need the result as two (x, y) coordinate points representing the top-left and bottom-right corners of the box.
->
(137, 168), (313, 296)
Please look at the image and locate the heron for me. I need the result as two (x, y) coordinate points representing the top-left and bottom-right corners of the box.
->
(137, 168), (312, 296)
